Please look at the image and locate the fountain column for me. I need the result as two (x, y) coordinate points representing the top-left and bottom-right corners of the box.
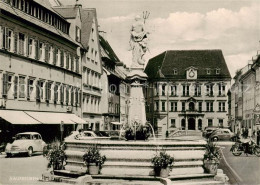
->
(127, 68), (147, 126)
(127, 14), (149, 127)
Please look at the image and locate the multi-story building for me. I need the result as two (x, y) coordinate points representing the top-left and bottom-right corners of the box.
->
(229, 65), (250, 134)
(80, 8), (103, 131)
(99, 34), (130, 132)
(0, 0), (84, 142)
(53, 4), (103, 131)
(240, 63), (255, 137)
(252, 55), (260, 133)
(145, 50), (231, 136)
(230, 54), (260, 139)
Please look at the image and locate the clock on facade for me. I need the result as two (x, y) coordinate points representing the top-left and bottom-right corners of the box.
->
(189, 71), (195, 78)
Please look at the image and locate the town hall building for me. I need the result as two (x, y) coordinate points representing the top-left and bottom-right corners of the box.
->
(144, 50), (231, 137)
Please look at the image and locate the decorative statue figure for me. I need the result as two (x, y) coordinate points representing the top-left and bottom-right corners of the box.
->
(129, 15), (149, 68)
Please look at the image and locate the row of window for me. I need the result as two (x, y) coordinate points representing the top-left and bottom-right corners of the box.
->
(0, 26), (80, 73)
(2, 73), (81, 106)
(171, 68), (221, 75)
(170, 118), (224, 128)
(155, 83), (226, 97)
(83, 96), (101, 114)
(154, 101), (226, 112)
(2, 0), (69, 34)
(83, 68), (101, 87)
(108, 102), (120, 114)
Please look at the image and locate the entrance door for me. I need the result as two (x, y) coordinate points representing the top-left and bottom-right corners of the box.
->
(188, 118), (195, 130)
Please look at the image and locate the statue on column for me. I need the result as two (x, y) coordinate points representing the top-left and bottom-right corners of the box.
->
(129, 14), (149, 68)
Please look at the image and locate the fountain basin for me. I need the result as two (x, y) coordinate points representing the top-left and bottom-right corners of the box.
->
(64, 138), (207, 176)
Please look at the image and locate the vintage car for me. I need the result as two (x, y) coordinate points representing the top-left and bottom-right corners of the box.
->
(76, 131), (111, 140)
(5, 132), (46, 157)
(209, 128), (236, 141)
(202, 126), (220, 138)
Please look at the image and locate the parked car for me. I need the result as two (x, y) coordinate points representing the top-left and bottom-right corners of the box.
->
(78, 131), (110, 140)
(202, 127), (220, 138)
(5, 132), (46, 157)
(209, 128), (236, 141)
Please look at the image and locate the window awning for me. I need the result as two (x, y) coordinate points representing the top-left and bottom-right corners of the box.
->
(111, 122), (122, 125)
(25, 111), (81, 124)
(68, 114), (87, 124)
(0, 110), (41, 124)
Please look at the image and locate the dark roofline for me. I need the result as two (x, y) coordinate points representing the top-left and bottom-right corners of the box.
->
(145, 49), (231, 80)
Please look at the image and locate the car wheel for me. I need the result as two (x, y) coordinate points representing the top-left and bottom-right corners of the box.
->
(212, 137), (218, 142)
(27, 147), (33, 157)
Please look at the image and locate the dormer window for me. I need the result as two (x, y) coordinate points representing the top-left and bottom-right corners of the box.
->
(206, 68), (211, 75)
(216, 68), (220, 74)
(173, 69), (178, 75)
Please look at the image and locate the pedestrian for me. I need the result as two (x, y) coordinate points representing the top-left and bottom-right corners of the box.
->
(237, 128), (241, 138)
(257, 128), (260, 146)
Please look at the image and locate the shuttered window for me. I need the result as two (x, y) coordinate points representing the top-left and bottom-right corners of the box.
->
(28, 38), (33, 57)
(35, 39), (39, 60)
(65, 85), (69, 105)
(27, 78), (34, 100)
(18, 33), (25, 55)
(60, 84), (64, 104)
(54, 83), (58, 103)
(13, 32), (18, 53)
(76, 57), (79, 73)
(36, 81), (40, 101)
(53, 47), (56, 65)
(46, 81), (52, 101)
(14, 76), (18, 98)
(2, 73), (8, 97)
(71, 56), (74, 71)
(75, 88), (78, 106)
(60, 50), (64, 67)
(71, 86), (74, 106)
(66, 52), (69, 69)
(2, 27), (13, 51)
(45, 44), (49, 63)
(18, 76), (26, 98)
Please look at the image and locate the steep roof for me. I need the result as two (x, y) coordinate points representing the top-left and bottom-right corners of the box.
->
(145, 50), (231, 81)
(0, 2), (78, 46)
(99, 35), (121, 63)
(52, 6), (78, 19)
(81, 8), (95, 50)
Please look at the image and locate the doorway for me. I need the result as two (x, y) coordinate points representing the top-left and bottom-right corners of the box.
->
(188, 118), (195, 130)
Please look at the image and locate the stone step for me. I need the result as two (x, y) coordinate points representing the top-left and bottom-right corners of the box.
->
(54, 170), (86, 178)
(46, 173), (223, 185)
(65, 159), (203, 166)
(42, 172), (225, 185)
(91, 173), (214, 181)
(64, 163), (205, 176)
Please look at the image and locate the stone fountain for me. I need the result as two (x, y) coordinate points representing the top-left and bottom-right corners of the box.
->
(53, 14), (217, 184)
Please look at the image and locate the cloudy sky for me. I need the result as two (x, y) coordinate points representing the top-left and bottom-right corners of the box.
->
(60, 0), (260, 78)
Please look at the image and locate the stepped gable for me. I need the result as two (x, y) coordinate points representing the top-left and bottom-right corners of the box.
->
(145, 50), (231, 80)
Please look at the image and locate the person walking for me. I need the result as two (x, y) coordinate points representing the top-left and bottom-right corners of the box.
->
(257, 128), (260, 146)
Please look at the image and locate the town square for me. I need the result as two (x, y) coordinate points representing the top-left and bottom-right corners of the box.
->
(0, 0), (260, 185)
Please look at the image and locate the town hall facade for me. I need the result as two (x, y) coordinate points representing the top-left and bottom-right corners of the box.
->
(144, 50), (231, 136)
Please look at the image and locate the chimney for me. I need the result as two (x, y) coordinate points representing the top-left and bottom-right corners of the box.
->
(99, 30), (107, 41)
